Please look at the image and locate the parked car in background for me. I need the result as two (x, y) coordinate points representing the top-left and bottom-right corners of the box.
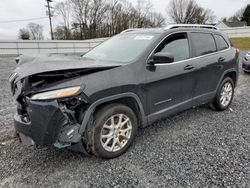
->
(9, 24), (239, 159)
(242, 51), (250, 73)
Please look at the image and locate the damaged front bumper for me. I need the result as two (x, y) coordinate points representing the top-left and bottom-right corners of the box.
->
(14, 98), (85, 151)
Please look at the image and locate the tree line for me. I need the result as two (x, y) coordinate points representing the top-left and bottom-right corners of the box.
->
(18, 0), (250, 40)
(223, 4), (250, 25)
(53, 0), (165, 40)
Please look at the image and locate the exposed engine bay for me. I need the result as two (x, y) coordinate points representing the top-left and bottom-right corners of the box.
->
(10, 54), (121, 152)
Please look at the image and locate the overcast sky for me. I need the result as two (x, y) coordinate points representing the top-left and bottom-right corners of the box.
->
(0, 0), (249, 40)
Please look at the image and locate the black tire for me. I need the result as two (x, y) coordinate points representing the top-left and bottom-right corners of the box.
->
(90, 103), (138, 159)
(212, 77), (234, 111)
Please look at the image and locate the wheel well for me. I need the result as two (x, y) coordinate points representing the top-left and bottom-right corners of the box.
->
(224, 71), (237, 85)
(94, 97), (143, 127)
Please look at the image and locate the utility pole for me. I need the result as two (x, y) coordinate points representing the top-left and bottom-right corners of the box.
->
(45, 0), (54, 40)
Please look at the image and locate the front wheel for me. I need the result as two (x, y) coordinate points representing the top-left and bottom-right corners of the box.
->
(90, 103), (138, 159)
(212, 77), (234, 111)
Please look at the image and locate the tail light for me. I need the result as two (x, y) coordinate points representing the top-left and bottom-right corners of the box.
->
(236, 48), (240, 55)
(235, 48), (240, 61)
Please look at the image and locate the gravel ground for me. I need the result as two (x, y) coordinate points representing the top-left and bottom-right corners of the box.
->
(0, 54), (250, 187)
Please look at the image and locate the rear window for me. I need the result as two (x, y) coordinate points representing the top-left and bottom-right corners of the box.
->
(214, 34), (229, 51)
(191, 33), (217, 57)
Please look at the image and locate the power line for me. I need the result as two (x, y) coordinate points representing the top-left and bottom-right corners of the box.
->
(0, 17), (48, 24)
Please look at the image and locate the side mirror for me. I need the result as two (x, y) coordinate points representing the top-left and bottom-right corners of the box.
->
(149, 52), (174, 65)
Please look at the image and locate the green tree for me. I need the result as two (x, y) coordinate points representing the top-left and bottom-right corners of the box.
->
(242, 4), (250, 26)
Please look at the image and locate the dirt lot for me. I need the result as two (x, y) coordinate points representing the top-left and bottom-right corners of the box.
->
(0, 55), (250, 187)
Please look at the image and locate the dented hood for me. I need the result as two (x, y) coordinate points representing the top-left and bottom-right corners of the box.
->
(13, 54), (122, 81)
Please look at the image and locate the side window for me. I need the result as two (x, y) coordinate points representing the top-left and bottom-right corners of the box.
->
(191, 33), (217, 57)
(214, 34), (229, 51)
(156, 33), (190, 62)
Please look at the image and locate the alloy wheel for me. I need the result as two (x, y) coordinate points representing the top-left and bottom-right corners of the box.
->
(220, 82), (233, 107)
(100, 114), (132, 152)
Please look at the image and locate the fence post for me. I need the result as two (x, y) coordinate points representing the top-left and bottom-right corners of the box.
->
(37, 41), (40, 53)
(16, 41), (19, 55)
(73, 42), (76, 54)
(56, 42), (58, 54)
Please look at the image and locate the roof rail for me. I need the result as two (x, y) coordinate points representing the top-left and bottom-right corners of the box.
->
(164, 24), (218, 30)
(121, 28), (143, 33)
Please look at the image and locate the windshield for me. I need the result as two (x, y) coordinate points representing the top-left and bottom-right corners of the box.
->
(83, 33), (159, 63)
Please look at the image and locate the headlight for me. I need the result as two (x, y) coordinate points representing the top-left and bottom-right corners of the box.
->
(31, 86), (81, 100)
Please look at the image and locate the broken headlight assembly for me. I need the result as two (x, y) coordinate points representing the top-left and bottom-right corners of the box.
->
(30, 86), (81, 100)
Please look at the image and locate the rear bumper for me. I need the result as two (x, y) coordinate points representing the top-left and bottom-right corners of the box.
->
(14, 99), (68, 147)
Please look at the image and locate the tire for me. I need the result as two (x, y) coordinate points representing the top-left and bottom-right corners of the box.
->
(212, 77), (234, 111)
(90, 103), (138, 159)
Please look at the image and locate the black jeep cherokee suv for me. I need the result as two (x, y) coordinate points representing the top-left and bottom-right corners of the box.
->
(10, 24), (239, 158)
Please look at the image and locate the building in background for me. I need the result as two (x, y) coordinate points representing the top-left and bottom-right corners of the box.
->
(216, 21), (247, 29)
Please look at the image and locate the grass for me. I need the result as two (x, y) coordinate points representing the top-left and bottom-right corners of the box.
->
(230, 38), (250, 49)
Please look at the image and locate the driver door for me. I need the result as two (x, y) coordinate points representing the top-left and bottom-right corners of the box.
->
(144, 32), (195, 122)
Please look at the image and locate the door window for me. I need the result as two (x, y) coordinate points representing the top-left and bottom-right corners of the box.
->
(156, 33), (190, 62)
(214, 34), (229, 51)
(191, 33), (217, 57)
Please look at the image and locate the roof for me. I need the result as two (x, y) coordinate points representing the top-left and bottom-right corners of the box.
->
(164, 24), (218, 30)
(121, 24), (219, 34)
(120, 28), (164, 34)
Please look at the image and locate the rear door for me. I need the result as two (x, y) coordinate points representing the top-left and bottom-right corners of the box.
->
(189, 32), (223, 102)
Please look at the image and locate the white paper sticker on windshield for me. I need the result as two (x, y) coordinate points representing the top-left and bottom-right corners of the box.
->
(134, 35), (154, 40)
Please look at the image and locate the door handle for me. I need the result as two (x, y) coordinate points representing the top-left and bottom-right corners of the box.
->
(218, 57), (225, 62)
(184, 65), (194, 70)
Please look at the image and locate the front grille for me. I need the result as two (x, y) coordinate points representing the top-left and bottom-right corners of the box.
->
(9, 73), (18, 95)
(9, 72), (17, 83)
(10, 80), (23, 98)
(17, 97), (30, 123)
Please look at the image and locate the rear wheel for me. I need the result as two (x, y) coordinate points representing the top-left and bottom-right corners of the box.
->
(90, 103), (137, 159)
(212, 77), (234, 111)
